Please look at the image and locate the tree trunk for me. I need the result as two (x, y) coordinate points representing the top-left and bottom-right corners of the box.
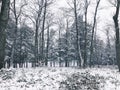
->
(34, 0), (44, 67)
(89, 0), (101, 67)
(65, 19), (69, 67)
(113, 0), (120, 71)
(45, 24), (50, 66)
(58, 23), (61, 67)
(83, 0), (89, 68)
(74, 0), (83, 67)
(34, 21), (39, 67)
(41, 0), (47, 64)
(0, 0), (10, 69)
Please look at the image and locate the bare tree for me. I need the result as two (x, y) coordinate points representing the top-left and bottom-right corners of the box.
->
(40, 0), (54, 66)
(89, 0), (101, 67)
(26, 0), (54, 67)
(113, 0), (120, 71)
(65, 18), (70, 67)
(83, 0), (90, 68)
(45, 13), (54, 66)
(74, 0), (83, 67)
(34, 0), (44, 67)
(41, 0), (47, 65)
(10, 0), (27, 68)
(26, 0), (44, 67)
(45, 22), (50, 66)
(0, 0), (10, 69)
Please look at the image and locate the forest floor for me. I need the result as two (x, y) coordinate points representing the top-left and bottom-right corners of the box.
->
(0, 66), (120, 90)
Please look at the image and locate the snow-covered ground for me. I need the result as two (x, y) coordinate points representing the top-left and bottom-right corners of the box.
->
(0, 67), (120, 90)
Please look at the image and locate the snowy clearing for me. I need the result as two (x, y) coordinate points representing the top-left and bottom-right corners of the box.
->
(0, 67), (120, 90)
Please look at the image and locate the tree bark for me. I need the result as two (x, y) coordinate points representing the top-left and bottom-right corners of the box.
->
(45, 24), (50, 66)
(58, 22), (61, 67)
(34, 19), (39, 67)
(83, 0), (89, 68)
(74, 0), (83, 67)
(65, 19), (69, 67)
(0, 0), (10, 69)
(41, 0), (47, 64)
(113, 0), (120, 71)
(34, 0), (44, 67)
(89, 0), (101, 67)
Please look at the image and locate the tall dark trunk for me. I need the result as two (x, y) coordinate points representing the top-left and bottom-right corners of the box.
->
(34, 0), (44, 67)
(41, 0), (47, 64)
(89, 0), (101, 67)
(19, 30), (23, 68)
(34, 21), (39, 67)
(39, 32), (42, 61)
(65, 19), (69, 67)
(74, 0), (83, 67)
(113, 0), (120, 71)
(58, 24), (61, 67)
(45, 24), (50, 66)
(83, 0), (89, 68)
(0, 0), (10, 69)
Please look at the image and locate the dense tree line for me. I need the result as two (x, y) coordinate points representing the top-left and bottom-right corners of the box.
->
(0, 0), (119, 70)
